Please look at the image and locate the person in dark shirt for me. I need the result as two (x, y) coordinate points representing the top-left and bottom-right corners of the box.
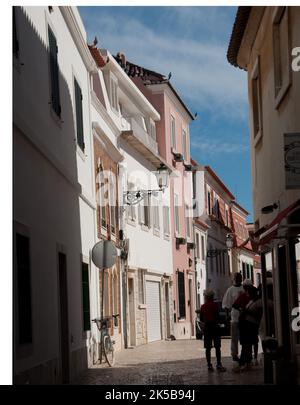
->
(200, 289), (226, 372)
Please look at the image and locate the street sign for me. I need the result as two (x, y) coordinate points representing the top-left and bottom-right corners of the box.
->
(91, 240), (117, 269)
(284, 133), (300, 189)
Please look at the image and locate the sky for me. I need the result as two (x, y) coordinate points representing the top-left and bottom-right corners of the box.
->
(79, 6), (253, 219)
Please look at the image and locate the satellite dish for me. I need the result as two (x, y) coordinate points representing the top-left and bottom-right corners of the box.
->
(92, 240), (117, 270)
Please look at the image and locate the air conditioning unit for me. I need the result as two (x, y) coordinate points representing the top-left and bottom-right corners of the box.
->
(184, 163), (192, 171)
(172, 152), (184, 162)
(176, 237), (186, 246)
(187, 242), (196, 249)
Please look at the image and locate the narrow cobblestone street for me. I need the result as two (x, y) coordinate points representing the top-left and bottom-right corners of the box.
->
(75, 338), (264, 385)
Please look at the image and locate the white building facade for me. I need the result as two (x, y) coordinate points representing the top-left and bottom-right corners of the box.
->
(13, 6), (100, 384)
(89, 47), (175, 346)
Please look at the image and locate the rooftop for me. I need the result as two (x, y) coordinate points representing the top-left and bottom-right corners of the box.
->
(227, 6), (252, 68)
(114, 52), (195, 120)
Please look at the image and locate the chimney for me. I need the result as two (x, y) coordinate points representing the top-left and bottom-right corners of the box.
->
(117, 51), (126, 68)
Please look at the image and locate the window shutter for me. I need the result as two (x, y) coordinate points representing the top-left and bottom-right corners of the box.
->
(48, 26), (61, 117)
(74, 78), (85, 151)
(82, 263), (91, 331)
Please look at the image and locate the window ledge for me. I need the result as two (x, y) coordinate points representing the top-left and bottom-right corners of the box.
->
(127, 218), (137, 227)
(274, 80), (292, 110)
(101, 227), (108, 237)
(254, 130), (263, 148)
(138, 304), (147, 309)
(153, 228), (160, 237)
(76, 145), (86, 161)
(49, 106), (63, 129)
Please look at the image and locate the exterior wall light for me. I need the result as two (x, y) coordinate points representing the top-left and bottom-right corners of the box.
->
(123, 164), (169, 205)
(261, 202), (279, 214)
(207, 233), (234, 257)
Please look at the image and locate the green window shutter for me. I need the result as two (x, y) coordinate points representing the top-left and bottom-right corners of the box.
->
(82, 263), (90, 331)
(74, 78), (85, 151)
(16, 234), (33, 344)
(48, 26), (61, 117)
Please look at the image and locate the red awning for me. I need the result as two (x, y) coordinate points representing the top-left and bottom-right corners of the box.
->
(257, 199), (300, 246)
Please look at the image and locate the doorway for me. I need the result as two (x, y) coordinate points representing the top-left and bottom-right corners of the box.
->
(128, 278), (136, 347)
(58, 252), (70, 384)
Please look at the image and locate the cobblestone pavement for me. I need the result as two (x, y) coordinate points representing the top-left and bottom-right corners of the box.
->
(74, 338), (264, 385)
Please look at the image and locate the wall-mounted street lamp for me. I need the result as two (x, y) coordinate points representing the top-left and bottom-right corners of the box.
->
(207, 233), (234, 258)
(123, 164), (169, 205)
(261, 201), (279, 214)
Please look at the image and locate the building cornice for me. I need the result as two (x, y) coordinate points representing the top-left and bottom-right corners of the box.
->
(91, 90), (121, 137)
(100, 49), (160, 121)
(92, 121), (124, 163)
(59, 6), (97, 73)
(147, 83), (194, 123)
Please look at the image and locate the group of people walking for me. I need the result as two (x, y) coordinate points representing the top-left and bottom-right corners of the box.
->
(199, 272), (274, 373)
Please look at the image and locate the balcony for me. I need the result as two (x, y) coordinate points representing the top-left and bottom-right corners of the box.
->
(121, 117), (166, 168)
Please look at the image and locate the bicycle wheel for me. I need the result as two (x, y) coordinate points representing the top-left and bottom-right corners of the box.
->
(103, 335), (115, 366)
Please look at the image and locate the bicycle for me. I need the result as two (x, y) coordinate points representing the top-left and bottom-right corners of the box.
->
(92, 314), (119, 367)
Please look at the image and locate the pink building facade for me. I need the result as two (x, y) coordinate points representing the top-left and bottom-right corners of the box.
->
(116, 55), (196, 339)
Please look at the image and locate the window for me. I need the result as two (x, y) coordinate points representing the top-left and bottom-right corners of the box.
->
(242, 262), (247, 280)
(251, 58), (262, 141)
(112, 273), (119, 321)
(174, 193), (180, 234)
(98, 167), (107, 229)
(109, 173), (116, 235)
(74, 78), (85, 151)
(222, 252), (225, 275)
(207, 191), (212, 215)
(139, 194), (150, 227)
(13, 7), (19, 58)
(182, 129), (188, 161)
(127, 183), (136, 223)
(163, 206), (170, 235)
(149, 121), (156, 140)
(82, 263), (90, 331)
(110, 78), (118, 112)
(177, 271), (186, 319)
(201, 235), (205, 262)
(273, 7), (291, 104)
(48, 26), (61, 117)
(214, 198), (220, 219)
(225, 207), (229, 227)
(196, 233), (200, 259)
(128, 204), (136, 223)
(256, 272), (262, 287)
(138, 270), (145, 304)
(110, 205), (116, 235)
(171, 115), (176, 149)
(153, 203), (160, 231)
(185, 215), (191, 240)
(16, 233), (32, 345)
